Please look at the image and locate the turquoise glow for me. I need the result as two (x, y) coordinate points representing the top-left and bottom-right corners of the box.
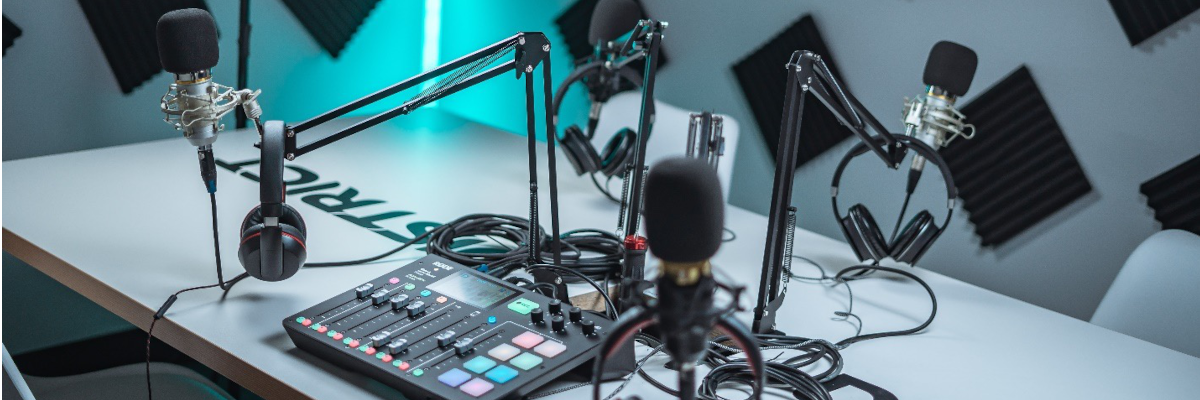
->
(422, 0), (442, 101)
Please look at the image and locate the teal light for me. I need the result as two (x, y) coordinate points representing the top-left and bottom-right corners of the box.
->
(421, 0), (442, 105)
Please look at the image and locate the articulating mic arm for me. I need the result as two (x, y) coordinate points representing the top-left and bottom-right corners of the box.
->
(266, 32), (569, 300)
(752, 51), (908, 334)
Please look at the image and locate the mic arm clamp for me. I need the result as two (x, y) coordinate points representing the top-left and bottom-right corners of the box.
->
(752, 51), (908, 334)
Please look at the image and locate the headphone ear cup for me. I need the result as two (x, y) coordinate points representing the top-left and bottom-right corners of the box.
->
(890, 210), (939, 264)
(279, 204), (307, 237)
(845, 204), (890, 262)
(598, 128), (636, 177)
(238, 205), (308, 282)
(560, 125), (602, 175)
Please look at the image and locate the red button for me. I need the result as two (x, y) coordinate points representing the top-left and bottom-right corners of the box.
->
(365, 347), (377, 355)
(348, 340), (360, 348)
(382, 354), (393, 363)
(332, 333), (344, 341)
(398, 361), (411, 371)
(317, 326), (328, 334)
(301, 319), (313, 327)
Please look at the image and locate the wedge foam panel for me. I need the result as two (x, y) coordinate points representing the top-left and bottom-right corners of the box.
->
(1140, 153), (1200, 235)
(280, 0), (382, 58)
(1108, 0), (1200, 46)
(77, 0), (209, 94)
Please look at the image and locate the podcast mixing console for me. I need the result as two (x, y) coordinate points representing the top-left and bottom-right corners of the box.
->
(284, 255), (617, 400)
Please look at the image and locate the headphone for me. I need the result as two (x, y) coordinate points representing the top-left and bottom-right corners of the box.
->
(237, 120), (308, 281)
(553, 59), (645, 177)
(832, 134), (956, 265)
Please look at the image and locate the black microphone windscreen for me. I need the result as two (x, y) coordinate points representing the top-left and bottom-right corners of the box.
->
(923, 41), (978, 97)
(157, 8), (219, 74)
(588, 0), (642, 46)
(644, 158), (724, 263)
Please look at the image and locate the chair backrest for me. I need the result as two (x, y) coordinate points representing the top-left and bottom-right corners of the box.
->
(1091, 229), (1200, 358)
(592, 92), (741, 200)
(3, 345), (36, 400)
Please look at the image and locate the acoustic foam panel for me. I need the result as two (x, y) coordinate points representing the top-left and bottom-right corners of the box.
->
(554, 0), (668, 76)
(3, 15), (21, 56)
(1108, 0), (1200, 46)
(280, 0), (382, 58)
(942, 66), (1093, 247)
(1140, 153), (1200, 235)
(78, 0), (209, 94)
(732, 15), (850, 169)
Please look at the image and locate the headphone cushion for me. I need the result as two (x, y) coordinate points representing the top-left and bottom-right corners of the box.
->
(241, 204), (308, 238)
(560, 125), (602, 175)
(238, 223), (307, 281)
(890, 210), (939, 264)
(599, 128), (636, 177)
(846, 204), (890, 262)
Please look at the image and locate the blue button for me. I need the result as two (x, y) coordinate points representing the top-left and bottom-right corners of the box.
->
(487, 316), (497, 324)
(420, 289), (432, 297)
(485, 365), (519, 384)
(438, 368), (471, 387)
(463, 356), (497, 374)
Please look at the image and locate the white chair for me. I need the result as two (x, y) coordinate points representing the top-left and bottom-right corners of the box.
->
(1091, 229), (1200, 358)
(3, 344), (233, 400)
(592, 91), (741, 200)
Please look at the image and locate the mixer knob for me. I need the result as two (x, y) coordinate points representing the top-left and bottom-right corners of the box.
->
(581, 320), (596, 336)
(548, 299), (562, 315)
(406, 301), (426, 318)
(568, 307), (582, 323)
(551, 315), (565, 333)
(530, 307), (544, 324)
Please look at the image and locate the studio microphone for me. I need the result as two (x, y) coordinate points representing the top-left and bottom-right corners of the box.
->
(580, 0), (643, 135)
(902, 41), (978, 190)
(157, 8), (261, 193)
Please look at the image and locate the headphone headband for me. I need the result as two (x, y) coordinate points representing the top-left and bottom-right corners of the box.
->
(831, 134), (958, 202)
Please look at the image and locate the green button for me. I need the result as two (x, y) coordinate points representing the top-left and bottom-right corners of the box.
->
(327, 330), (338, 337)
(359, 345), (369, 352)
(392, 360), (402, 367)
(507, 298), (538, 315)
(420, 289), (432, 297)
(376, 352), (386, 360)
(404, 283), (416, 291)
(343, 338), (353, 345)
(295, 317), (306, 323)
(412, 368), (424, 377)
(510, 352), (543, 370)
(310, 323), (322, 330)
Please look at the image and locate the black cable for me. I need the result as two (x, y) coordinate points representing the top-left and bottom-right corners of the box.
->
(591, 173), (621, 203)
(722, 227), (737, 243)
(833, 265), (937, 349)
(889, 191), (913, 244)
(148, 194), (248, 400)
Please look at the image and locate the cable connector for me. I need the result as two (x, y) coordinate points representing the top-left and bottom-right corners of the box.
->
(154, 295), (179, 320)
(198, 147), (217, 193)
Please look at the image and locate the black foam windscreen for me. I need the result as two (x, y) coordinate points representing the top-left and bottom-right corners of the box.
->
(588, 0), (642, 46)
(280, 0), (382, 58)
(732, 15), (850, 170)
(643, 158), (724, 263)
(943, 66), (1093, 247)
(79, 0), (210, 94)
(3, 16), (21, 56)
(156, 8), (219, 74)
(1140, 153), (1200, 235)
(923, 41), (978, 97)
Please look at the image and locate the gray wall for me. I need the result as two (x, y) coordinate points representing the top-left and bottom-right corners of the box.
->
(641, 0), (1200, 320)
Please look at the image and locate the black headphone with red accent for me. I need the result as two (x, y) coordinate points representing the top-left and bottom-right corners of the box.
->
(237, 121), (308, 281)
(832, 134), (956, 265)
(553, 60), (645, 178)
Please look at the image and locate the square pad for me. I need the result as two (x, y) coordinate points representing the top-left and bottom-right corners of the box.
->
(485, 365), (519, 383)
(459, 378), (495, 397)
(437, 368), (471, 387)
(488, 343), (521, 361)
(512, 332), (545, 349)
(533, 341), (567, 358)
(509, 352), (543, 370)
(463, 356), (497, 374)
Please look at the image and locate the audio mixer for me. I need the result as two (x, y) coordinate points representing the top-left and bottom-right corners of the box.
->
(284, 255), (617, 400)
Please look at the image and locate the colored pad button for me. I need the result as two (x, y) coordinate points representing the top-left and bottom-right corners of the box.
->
(398, 361), (410, 371)
(436, 296), (448, 304)
(507, 298), (538, 315)
(509, 353), (543, 370)
(420, 289), (432, 297)
(437, 368), (471, 387)
(512, 332), (545, 349)
(487, 343), (520, 361)
(389, 277), (400, 284)
(404, 283), (416, 291)
(301, 319), (312, 327)
(381, 354), (393, 363)
(463, 356), (497, 374)
(459, 378), (495, 397)
(412, 368), (424, 377)
(484, 365), (519, 384)
(317, 326), (328, 334)
(332, 333), (343, 341)
(533, 341), (567, 358)
(295, 317), (306, 324)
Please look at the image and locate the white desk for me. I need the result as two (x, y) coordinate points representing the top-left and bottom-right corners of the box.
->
(5, 113), (1199, 399)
